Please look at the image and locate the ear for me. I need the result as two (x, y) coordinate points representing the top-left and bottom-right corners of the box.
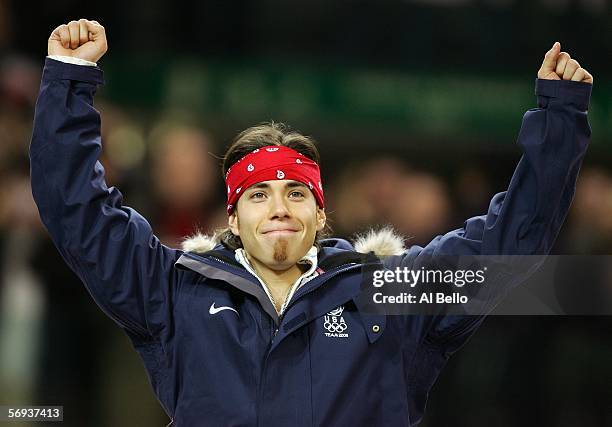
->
(228, 212), (240, 236)
(316, 207), (326, 232)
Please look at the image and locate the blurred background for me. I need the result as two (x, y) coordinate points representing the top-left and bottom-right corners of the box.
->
(0, 0), (611, 426)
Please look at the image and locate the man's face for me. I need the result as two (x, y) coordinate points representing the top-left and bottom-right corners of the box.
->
(228, 180), (326, 271)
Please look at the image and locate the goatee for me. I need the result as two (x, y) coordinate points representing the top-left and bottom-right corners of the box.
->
(273, 238), (289, 263)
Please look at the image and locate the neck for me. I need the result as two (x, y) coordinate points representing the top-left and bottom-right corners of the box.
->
(248, 254), (305, 289)
(246, 253), (306, 311)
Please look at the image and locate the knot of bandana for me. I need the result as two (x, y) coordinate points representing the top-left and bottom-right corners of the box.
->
(225, 146), (324, 214)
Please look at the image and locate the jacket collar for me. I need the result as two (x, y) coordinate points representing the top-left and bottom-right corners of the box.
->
(175, 228), (406, 324)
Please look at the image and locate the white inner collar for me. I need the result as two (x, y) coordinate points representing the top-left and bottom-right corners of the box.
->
(235, 246), (319, 315)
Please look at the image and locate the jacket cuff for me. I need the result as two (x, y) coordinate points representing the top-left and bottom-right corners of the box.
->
(535, 78), (591, 111)
(43, 57), (104, 85)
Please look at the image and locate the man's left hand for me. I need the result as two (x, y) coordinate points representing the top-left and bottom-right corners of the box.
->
(537, 42), (593, 85)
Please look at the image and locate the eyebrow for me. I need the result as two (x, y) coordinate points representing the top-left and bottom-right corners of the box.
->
(248, 181), (308, 190)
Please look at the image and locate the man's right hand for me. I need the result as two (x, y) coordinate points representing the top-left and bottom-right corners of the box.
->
(48, 19), (107, 63)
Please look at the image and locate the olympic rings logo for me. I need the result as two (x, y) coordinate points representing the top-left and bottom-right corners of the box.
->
(324, 319), (348, 333)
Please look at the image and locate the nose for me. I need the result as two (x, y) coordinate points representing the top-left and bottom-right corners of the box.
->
(269, 192), (291, 219)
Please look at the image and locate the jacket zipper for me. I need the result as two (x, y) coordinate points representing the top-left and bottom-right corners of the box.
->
(258, 317), (277, 427)
(192, 253), (278, 426)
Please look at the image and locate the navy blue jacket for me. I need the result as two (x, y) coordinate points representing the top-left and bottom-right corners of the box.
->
(30, 58), (591, 426)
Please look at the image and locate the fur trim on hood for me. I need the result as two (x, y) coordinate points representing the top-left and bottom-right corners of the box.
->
(181, 226), (406, 257)
(181, 233), (220, 254)
(351, 227), (406, 256)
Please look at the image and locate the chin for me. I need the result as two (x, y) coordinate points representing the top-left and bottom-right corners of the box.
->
(268, 242), (301, 265)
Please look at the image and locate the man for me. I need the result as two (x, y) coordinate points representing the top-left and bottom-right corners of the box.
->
(30, 19), (593, 426)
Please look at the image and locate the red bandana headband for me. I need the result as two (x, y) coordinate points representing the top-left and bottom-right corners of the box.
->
(225, 146), (324, 214)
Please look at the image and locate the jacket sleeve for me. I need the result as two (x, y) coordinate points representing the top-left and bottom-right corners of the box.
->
(29, 58), (182, 338)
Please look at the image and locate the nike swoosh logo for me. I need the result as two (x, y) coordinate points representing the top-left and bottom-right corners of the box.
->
(209, 302), (239, 316)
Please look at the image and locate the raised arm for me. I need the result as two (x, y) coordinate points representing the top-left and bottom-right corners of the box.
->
(30, 20), (182, 338)
(396, 43), (593, 425)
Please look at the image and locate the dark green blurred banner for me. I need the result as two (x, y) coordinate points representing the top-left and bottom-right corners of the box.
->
(103, 58), (610, 144)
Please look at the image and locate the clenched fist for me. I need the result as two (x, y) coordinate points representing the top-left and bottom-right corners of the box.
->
(48, 19), (107, 63)
(538, 42), (593, 85)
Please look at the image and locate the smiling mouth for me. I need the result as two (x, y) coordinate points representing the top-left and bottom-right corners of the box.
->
(262, 230), (299, 237)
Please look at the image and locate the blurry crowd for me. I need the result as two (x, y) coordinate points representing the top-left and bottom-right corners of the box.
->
(0, 55), (611, 426)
